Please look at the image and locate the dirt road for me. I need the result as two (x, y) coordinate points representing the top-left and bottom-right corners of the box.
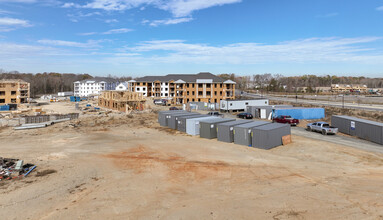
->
(1, 113), (383, 219)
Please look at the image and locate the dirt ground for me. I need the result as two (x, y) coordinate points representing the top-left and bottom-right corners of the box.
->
(1, 102), (383, 220)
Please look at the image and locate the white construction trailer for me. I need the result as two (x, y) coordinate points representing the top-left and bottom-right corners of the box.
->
(220, 99), (269, 112)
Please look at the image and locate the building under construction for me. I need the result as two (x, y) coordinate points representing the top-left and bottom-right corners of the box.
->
(0, 79), (30, 105)
(98, 91), (146, 112)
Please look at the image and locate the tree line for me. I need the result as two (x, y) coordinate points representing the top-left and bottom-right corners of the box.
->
(0, 70), (132, 97)
(219, 73), (383, 92)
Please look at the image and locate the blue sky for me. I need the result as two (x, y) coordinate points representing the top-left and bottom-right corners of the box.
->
(0, 0), (383, 77)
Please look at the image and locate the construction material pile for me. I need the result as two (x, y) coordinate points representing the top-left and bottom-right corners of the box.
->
(0, 157), (36, 181)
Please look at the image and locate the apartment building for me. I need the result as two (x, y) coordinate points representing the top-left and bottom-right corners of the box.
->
(331, 84), (368, 93)
(74, 78), (118, 97)
(128, 72), (236, 104)
(0, 79), (30, 105)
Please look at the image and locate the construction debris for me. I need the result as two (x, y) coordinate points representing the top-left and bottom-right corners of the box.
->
(0, 157), (36, 181)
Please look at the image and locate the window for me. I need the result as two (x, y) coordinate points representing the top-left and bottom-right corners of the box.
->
(187, 98), (189, 102)
(198, 84), (203, 88)
(214, 91), (217, 95)
(137, 88), (140, 91)
(165, 88), (168, 91)
(198, 98), (201, 102)
(230, 103), (233, 106)
(198, 91), (203, 96)
(165, 93), (168, 96)
(161, 93), (163, 96)
(215, 84), (217, 88)
(192, 91), (195, 95)
(11, 98), (16, 103)
(11, 91), (16, 95)
(206, 84), (211, 88)
(207, 91), (211, 96)
(0, 91), (5, 96)
(187, 84), (190, 88)
(214, 99), (217, 103)
(143, 88), (146, 91)
(245, 102), (249, 105)
(143, 83), (146, 86)
(192, 99), (195, 102)
(187, 91), (189, 95)
(0, 99), (4, 103)
(192, 84), (195, 88)
(220, 91), (222, 95)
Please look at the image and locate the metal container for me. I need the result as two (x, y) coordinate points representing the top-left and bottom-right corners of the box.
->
(332, 115), (383, 145)
(177, 114), (210, 132)
(272, 107), (325, 120)
(199, 118), (236, 139)
(185, 116), (217, 136)
(217, 120), (253, 143)
(251, 123), (291, 150)
(158, 110), (186, 127)
(247, 105), (293, 119)
(167, 112), (200, 129)
(233, 121), (270, 146)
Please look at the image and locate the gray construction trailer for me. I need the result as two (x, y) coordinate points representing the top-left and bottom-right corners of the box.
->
(167, 112), (200, 129)
(158, 110), (186, 127)
(199, 118), (236, 139)
(251, 123), (291, 150)
(233, 121), (270, 146)
(177, 114), (211, 132)
(217, 120), (253, 143)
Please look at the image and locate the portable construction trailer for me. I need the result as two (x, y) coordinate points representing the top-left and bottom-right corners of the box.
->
(247, 105), (293, 119)
(332, 115), (383, 145)
(199, 118), (236, 139)
(217, 120), (254, 143)
(252, 123), (291, 150)
(167, 112), (200, 129)
(233, 121), (270, 146)
(220, 99), (269, 112)
(272, 107), (325, 120)
(177, 115), (211, 132)
(185, 116), (217, 136)
(158, 110), (186, 126)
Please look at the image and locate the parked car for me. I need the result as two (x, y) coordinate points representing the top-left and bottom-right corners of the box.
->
(207, 111), (224, 118)
(306, 122), (338, 135)
(237, 112), (253, 119)
(169, 107), (180, 110)
(272, 115), (299, 126)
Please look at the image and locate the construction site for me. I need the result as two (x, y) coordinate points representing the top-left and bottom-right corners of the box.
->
(0, 94), (383, 219)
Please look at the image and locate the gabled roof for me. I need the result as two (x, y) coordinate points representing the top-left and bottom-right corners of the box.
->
(75, 77), (119, 83)
(135, 72), (226, 83)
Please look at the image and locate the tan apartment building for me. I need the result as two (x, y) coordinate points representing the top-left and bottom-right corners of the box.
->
(127, 72), (236, 104)
(0, 79), (30, 105)
(331, 84), (368, 93)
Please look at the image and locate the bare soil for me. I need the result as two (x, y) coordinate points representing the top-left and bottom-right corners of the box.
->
(0, 102), (383, 220)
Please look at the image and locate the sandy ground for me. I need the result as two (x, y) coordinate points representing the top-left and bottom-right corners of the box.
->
(1, 103), (383, 219)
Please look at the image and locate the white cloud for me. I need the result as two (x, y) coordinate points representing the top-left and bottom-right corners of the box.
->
(121, 37), (383, 64)
(160, 0), (242, 17)
(62, 0), (242, 17)
(0, 17), (31, 27)
(78, 32), (97, 36)
(147, 17), (193, 26)
(377, 6), (383, 11)
(105, 19), (119, 23)
(317, 12), (339, 18)
(37, 39), (103, 48)
(102, 28), (133, 34)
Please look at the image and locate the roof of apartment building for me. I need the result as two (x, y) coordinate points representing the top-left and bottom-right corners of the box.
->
(0, 79), (28, 83)
(74, 77), (119, 84)
(133, 72), (235, 84)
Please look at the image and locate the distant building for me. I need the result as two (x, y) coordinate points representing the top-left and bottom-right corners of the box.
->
(115, 82), (129, 91)
(73, 78), (119, 97)
(0, 79), (30, 105)
(58, 92), (74, 97)
(331, 84), (368, 93)
(128, 72), (236, 104)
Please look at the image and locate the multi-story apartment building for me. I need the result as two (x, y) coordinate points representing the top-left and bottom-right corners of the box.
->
(74, 78), (118, 97)
(331, 84), (368, 93)
(128, 72), (236, 104)
(0, 79), (30, 105)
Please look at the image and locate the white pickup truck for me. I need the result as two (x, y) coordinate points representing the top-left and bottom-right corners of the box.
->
(306, 121), (338, 135)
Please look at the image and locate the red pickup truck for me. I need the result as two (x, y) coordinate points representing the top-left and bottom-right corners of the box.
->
(272, 115), (299, 126)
